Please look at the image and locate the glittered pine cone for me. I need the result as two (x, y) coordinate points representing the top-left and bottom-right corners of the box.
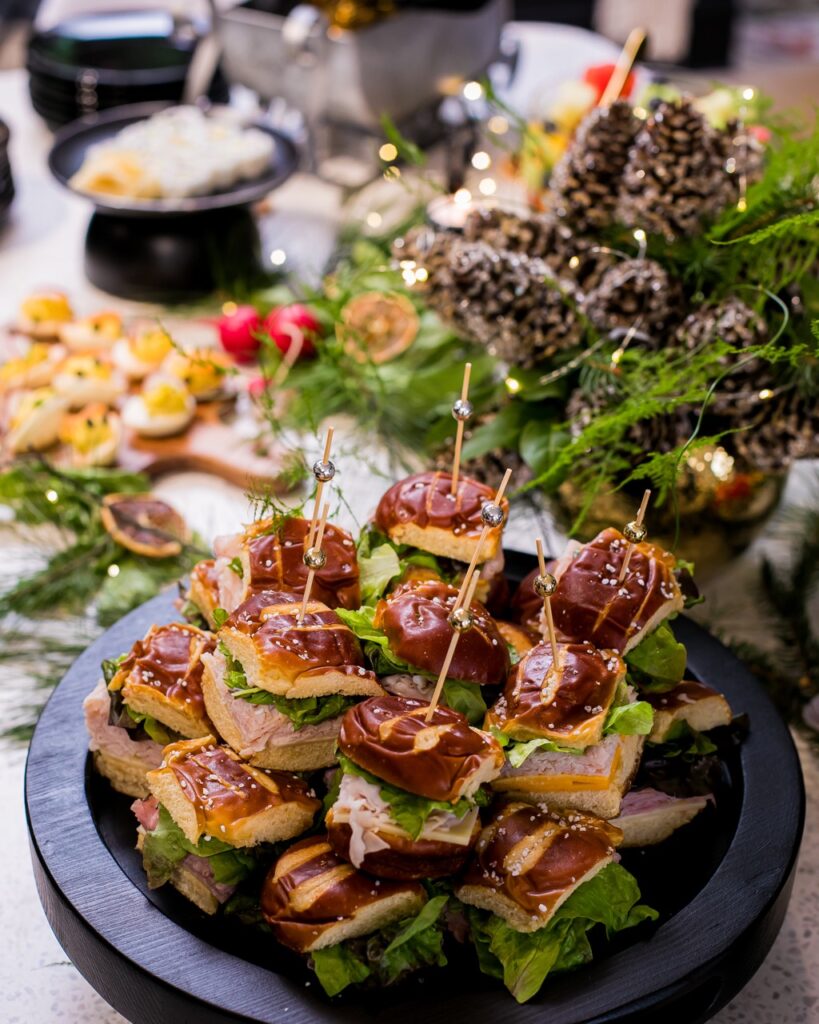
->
(403, 231), (583, 368)
(463, 207), (614, 297)
(581, 258), (685, 337)
(731, 387), (819, 471)
(676, 298), (772, 416)
(550, 100), (640, 233)
(617, 98), (737, 240)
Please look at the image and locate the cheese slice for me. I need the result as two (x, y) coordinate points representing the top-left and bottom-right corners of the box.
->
(493, 746), (622, 794)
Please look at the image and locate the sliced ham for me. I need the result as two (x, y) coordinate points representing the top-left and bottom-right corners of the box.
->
(618, 787), (713, 815)
(202, 650), (341, 757)
(500, 732), (621, 778)
(131, 795), (159, 831)
(180, 853), (236, 904)
(83, 679), (164, 767)
(332, 771), (476, 869)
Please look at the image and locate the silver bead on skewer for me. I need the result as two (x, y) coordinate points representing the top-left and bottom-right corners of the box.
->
(533, 572), (557, 598)
(303, 546), (327, 570)
(448, 606), (475, 632)
(451, 398), (473, 421)
(623, 519), (647, 544)
(480, 501), (504, 528)
(312, 458), (336, 482)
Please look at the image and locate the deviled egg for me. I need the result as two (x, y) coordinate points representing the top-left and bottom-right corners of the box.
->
(0, 343), (66, 390)
(60, 311), (124, 353)
(58, 402), (122, 467)
(161, 347), (230, 400)
(122, 376), (195, 438)
(53, 355), (126, 409)
(18, 292), (73, 339)
(5, 387), (68, 453)
(113, 325), (173, 380)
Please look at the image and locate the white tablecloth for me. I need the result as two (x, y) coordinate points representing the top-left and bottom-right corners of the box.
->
(1, 24), (818, 1022)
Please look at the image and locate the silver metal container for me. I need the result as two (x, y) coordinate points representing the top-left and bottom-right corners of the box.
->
(216, 1), (510, 130)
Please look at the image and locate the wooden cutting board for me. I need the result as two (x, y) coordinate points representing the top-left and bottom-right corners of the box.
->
(116, 400), (292, 491)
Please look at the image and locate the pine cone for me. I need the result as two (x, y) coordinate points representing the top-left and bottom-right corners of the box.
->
(402, 230), (583, 367)
(676, 298), (771, 415)
(550, 100), (640, 233)
(581, 258), (684, 337)
(462, 208), (614, 297)
(567, 385), (695, 455)
(732, 388), (819, 471)
(617, 99), (736, 240)
(462, 206), (555, 257)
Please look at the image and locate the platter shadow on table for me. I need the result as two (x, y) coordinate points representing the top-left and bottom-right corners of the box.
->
(26, 551), (805, 1024)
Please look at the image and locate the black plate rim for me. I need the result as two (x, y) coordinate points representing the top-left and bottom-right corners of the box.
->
(25, 550), (805, 1024)
(47, 101), (299, 216)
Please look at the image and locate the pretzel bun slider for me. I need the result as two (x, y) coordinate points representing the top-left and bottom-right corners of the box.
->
(374, 470), (508, 565)
(146, 735), (320, 847)
(325, 694), (504, 879)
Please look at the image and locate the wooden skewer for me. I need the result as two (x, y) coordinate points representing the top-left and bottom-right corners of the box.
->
(536, 537), (559, 668)
(451, 362), (472, 495)
(453, 467), (512, 613)
(618, 488), (651, 583)
(425, 569), (482, 722)
(299, 500), (330, 624)
(272, 323), (305, 388)
(307, 426), (334, 549)
(599, 27), (646, 107)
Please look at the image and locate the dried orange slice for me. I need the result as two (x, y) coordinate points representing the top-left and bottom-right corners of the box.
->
(337, 292), (419, 364)
(100, 493), (188, 558)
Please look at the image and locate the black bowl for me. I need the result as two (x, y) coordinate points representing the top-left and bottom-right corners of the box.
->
(48, 101), (299, 216)
(26, 551), (804, 1024)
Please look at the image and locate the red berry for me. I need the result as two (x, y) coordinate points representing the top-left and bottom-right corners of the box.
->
(583, 63), (635, 103)
(264, 304), (320, 359)
(217, 305), (263, 363)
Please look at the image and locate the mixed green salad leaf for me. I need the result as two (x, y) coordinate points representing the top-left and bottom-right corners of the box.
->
(467, 863), (658, 1003)
(357, 525), (455, 604)
(625, 622), (687, 691)
(311, 894), (449, 996)
(217, 642), (357, 728)
(142, 804), (256, 888)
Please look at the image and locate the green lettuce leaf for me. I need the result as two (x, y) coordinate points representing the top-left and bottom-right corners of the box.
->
(227, 556), (244, 578)
(356, 525), (453, 601)
(217, 642), (355, 727)
(441, 679), (487, 725)
(311, 944), (372, 997)
(311, 895), (449, 996)
(380, 894), (448, 983)
(179, 599), (207, 628)
(141, 804), (255, 889)
(625, 622), (687, 690)
(101, 652), (126, 685)
(126, 707), (176, 745)
(359, 543), (403, 605)
(338, 753), (484, 840)
(468, 863), (657, 1003)
(213, 607), (229, 628)
(652, 719), (718, 758)
(603, 684), (654, 737)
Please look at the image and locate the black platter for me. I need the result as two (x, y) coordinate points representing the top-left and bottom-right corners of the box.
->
(26, 551), (804, 1024)
(48, 102), (299, 300)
